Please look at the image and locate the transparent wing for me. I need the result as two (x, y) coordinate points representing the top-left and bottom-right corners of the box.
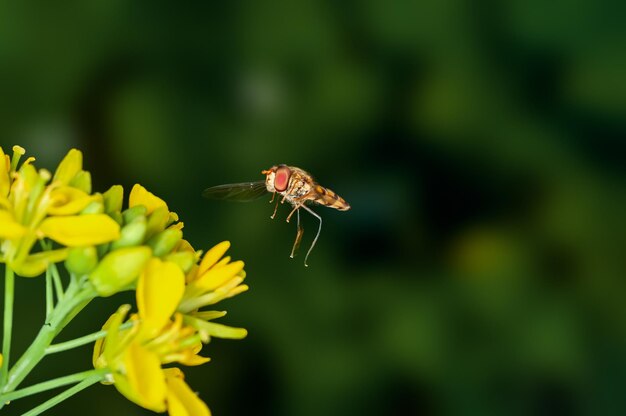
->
(202, 181), (268, 202)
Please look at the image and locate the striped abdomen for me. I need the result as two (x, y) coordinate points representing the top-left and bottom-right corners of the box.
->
(309, 185), (351, 211)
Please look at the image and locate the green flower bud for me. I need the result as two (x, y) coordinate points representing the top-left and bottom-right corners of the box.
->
(122, 205), (147, 225)
(65, 246), (98, 275)
(148, 228), (183, 257)
(111, 219), (147, 250)
(80, 200), (105, 214)
(109, 211), (123, 225)
(97, 242), (110, 259)
(89, 246), (152, 296)
(145, 206), (169, 239)
(69, 170), (92, 194)
(103, 185), (124, 214)
(164, 251), (196, 273)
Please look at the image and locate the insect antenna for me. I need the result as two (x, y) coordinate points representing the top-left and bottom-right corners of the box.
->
(300, 204), (322, 267)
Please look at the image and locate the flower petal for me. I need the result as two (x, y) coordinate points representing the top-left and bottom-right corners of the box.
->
(197, 241), (230, 276)
(194, 261), (245, 293)
(12, 248), (69, 277)
(164, 368), (211, 416)
(39, 214), (120, 246)
(118, 343), (167, 412)
(53, 149), (83, 185)
(137, 258), (185, 337)
(48, 186), (98, 215)
(0, 210), (26, 239)
(130, 184), (168, 215)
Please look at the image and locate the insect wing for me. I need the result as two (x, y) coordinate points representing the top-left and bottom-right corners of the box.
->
(202, 181), (268, 202)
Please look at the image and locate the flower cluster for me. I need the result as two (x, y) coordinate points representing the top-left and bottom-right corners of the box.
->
(91, 189), (248, 415)
(0, 146), (120, 276)
(0, 146), (248, 416)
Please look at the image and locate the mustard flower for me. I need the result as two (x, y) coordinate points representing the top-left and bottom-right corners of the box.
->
(0, 148), (248, 416)
(178, 241), (248, 342)
(94, 257), (213, 414)
(87, 184), (184, 296)
(0, 147), (120, 276)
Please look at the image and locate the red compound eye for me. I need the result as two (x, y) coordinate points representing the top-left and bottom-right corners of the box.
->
(274, 166), (291, 192)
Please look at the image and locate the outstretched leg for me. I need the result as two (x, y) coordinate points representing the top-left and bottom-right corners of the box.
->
(286, 201), (305, 223)
(290, 209), (304, 258)
(300, 205), (322, 267)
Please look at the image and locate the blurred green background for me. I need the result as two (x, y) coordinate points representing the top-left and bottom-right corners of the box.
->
(1, 1), (625, 415)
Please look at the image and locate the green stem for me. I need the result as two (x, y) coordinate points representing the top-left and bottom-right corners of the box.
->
(50, 262), (64, 302)
(46, 321), (135, 355)
(45, 268), (53, 318)
(40, 240), (63, 303)
(0, 368), (108, 403)
(0, 283), (96, 396)
(22, 375), (103, 416)
(1, 265), (15, 387)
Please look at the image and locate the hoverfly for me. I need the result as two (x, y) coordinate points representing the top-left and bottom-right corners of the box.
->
(202, 164), (351, 266)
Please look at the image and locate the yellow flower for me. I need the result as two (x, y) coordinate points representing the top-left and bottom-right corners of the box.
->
(178, 241), (248, 342)
(94, 258), (211, 414)
(0, 147), (120, 276)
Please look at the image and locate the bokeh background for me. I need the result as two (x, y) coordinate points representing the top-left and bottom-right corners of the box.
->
(1, 1), (625, 415)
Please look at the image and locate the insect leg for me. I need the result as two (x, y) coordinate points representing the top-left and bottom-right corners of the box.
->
(270, 198), (280, 219)
(290, 209), (304, 258)
(300, 204), (322, 267)
(286, 201), (305, 223)
(269, 191), (276, 203)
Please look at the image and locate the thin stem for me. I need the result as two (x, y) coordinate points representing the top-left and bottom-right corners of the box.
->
(1, 265), (15, 387)
(50, 262), (64, 302)
(45, 268), (53, 318)
(0, 368), (108, 403)
(1, 285), (96, 395)
(46, 321), (135, 355)
(40, 240), (64, 302)
(22, 375), (103, 416)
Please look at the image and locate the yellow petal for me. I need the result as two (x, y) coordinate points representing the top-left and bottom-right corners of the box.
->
(39, 214), (120, 246)
(195, 261), (244, 293)
(48, 186), (98, 215)
(164, 368), (211, 416)
(11, 249), (69, 278)
(0, 210), (26, 239)
(137, 258), (185, 337)
(53, 149), (83, 185)
(197, 241), (230, 276)
(129, 184), (168, 215)
(118, 343), (167, 412)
